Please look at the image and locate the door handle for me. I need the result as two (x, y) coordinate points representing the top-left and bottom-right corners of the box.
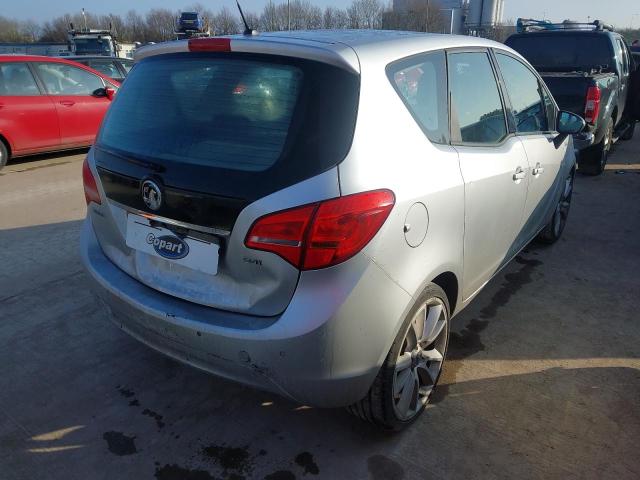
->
(59, 100), (75, 107)
(532, 163), (545, 176)
(513, 167), (527, 182)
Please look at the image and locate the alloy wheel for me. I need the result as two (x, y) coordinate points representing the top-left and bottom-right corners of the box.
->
(553, 172), (574, 237)
(600, 123), (613, 170)
(392, 298), (448, 421)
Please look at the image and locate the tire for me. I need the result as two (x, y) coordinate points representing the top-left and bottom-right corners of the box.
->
(620, 121), (636, 141)
(537, 169), (575, 244)
(347, 284), (450, 431)
(579, 119), (613, 176)
(0, 140), (8, 171)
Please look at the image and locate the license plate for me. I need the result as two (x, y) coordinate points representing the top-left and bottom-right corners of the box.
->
(125, 214), (219, 275)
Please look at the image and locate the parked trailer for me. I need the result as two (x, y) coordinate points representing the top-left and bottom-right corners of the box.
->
(0, 42), (71, 56)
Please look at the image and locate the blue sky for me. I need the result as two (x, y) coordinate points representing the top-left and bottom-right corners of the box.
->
(4, 0), (640, 29)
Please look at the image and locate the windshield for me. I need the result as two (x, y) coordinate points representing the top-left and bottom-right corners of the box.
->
(181, 13), (198, 21)
(507, 34), (613, 72)
(97, 52), (359, 195)
(74, 38), (113, 56)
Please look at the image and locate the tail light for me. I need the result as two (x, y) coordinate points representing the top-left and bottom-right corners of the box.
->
(245, 190), (395, 270)
(584, 86), (601, 124)
(82, 158), (101, 205)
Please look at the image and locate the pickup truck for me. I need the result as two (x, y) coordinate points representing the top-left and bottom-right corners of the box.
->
(506, 22), (640, 175)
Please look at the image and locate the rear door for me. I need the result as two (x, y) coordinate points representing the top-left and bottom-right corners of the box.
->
(33, 62), (110, 146)
(448, 50), (531, 301)
(494, 51), (566, 242)
(0, 62), (59, 154)
(89, 52), (360, 316)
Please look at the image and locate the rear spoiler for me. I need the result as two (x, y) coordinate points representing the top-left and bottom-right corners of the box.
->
(134, 36), (360, 74)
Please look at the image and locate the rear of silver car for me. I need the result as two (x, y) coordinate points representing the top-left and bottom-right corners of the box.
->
(80, 38), (415, 408)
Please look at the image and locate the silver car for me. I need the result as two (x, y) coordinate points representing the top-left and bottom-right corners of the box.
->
(81, 31), (583, 430)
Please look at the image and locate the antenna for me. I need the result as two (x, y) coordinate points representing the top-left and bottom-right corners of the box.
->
(235, 0), (258, 36)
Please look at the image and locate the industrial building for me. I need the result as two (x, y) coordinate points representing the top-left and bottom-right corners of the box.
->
(392, 0), (505, 35)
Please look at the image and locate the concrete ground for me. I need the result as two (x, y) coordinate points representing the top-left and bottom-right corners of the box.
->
(0, 138), (639, 480)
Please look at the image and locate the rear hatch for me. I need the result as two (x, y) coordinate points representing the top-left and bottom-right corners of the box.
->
(90, 50), (360, 316)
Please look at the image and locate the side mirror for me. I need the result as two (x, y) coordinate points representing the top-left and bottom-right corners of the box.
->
(92, 87), (116, 100)
(557, 111), (586, 135)
(92, 87), (107, 98)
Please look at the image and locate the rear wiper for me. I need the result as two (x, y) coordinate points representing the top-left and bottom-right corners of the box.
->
(95, 145), (166, 173)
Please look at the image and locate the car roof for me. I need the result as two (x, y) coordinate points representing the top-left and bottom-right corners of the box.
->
(136, 29), (513, 74)
(67, 55), (132, 61)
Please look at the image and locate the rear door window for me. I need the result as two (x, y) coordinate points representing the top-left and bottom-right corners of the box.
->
(387, 50), (449, 144)
(88, 60), (121, 79)
(119, 60), (133, 73)
(448, 51), (508, 144)
(495, 53), (549, 134)
(0, 63), (40, 95)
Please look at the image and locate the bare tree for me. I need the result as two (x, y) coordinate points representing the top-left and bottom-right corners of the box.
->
(19, 20), (41, 42)
(213, 7), (239, 35)
(40, 14), (72, 42)
(260, 1), (284, 32)
(243, 11), (261, 31)
(145, 9), (176, 42)
(348, 0), (383, 29)
(323, 7), (350, 29)
(0, 16), (26, 42)
(382, 0), (445, 32)
(124, 10), (146, 42)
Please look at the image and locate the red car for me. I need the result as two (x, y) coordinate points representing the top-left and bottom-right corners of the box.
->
(0, 55), (120, 169)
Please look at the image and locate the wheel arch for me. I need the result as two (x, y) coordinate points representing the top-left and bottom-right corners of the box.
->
(431, 271), (459, 316)
(0, 132), (13, 157)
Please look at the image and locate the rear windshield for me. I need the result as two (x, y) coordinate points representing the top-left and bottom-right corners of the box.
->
(506, 34), (613, 72)
(97, 52), (359, 195)
(101, 56), (301, 171)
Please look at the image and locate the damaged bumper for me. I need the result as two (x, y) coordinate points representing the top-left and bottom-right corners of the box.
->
(80, 218), (411, 407)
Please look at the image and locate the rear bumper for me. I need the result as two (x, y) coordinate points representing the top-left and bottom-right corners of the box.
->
(573, 131), (596, 152)
(80, 218), (412, 407)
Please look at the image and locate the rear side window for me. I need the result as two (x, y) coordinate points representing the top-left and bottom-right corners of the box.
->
(0, 63), (40, 96)
(35, 63), (104, 95)
(101, 56), (302, 171)
(120, 60), (133, 73)
(448, 52), (507, 144)
(88, 60), (121, 79)
(387, 51), (449, 144)
(495, 53), (548, 134)
(616, 39), (629, 76)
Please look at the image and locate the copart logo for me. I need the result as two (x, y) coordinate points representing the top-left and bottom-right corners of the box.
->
(146, 233), (189, 260)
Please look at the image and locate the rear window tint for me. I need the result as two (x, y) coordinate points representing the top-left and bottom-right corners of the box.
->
(100, 57), (302, 172)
